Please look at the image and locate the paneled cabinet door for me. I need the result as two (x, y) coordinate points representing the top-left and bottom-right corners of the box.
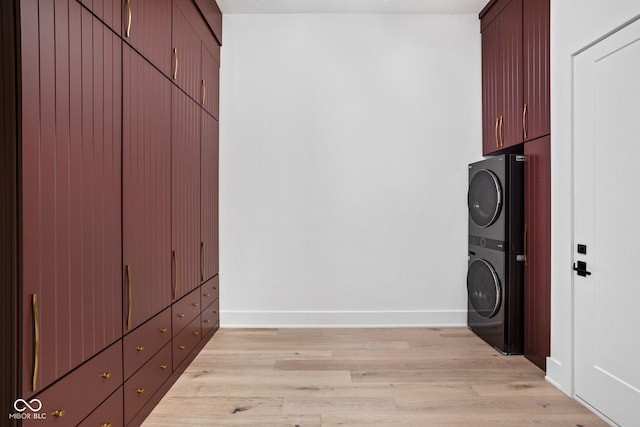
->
(123, 45), (172, 331)
(172, 0), (203, 101)
(523, 136), (551, 370)
(523, 0), (550, 141)
(172, 87), (202, 300)
(122, 0), (172, 77)
(481, 0), (523, 155)
(20, 1), (122, 395)
(201, 42), (220, 119)
(201, 113), (219, 282)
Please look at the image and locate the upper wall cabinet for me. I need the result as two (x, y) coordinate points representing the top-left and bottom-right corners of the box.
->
(523, 0), (550, 142)
(480, 0), (550, 155)
(201, 42), (220, 118)
(123, 0), (172, 77)
(173, 0), (204, 101)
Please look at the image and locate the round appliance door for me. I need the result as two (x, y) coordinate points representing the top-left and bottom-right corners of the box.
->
(467, 259), (501, 319)
(468, 169), (502, 227)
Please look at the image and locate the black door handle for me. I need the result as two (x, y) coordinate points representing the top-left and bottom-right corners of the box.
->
(573, 261), (591, 277)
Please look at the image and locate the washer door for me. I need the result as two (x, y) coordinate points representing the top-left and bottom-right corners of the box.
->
(468, 169), (502, 227)
(467, 259), (501, 319)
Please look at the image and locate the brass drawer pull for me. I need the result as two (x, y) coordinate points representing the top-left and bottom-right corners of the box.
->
(159, 327), (167, 333)
(191, 302), (199, 307)
(53, 409), (65, 417)
(178, 345), (186, 350)
(193, 331), (199, 336)
(136, 388), (144, 394)
(135, 346), (144, 352)
(160, 364), (168, 370)
(177, 313), (185, 318)
(101, 423), (113, 427)
(203, 319), (210, 324)
(203, 293), (210, 297)
(100, 372), (112, 379)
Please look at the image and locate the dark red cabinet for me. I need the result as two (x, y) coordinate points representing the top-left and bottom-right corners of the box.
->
(201, 42), (221, 119)
(77, 0), (121, 34)
(122, 0), (172, 77)
(123, 45), (173, 331)
(524, 136), (551, 370)
(21, 0), (122, 395)
(173, 0), (204, 101)
(201, 113), (220, 281)
(172, 87), (202, 300)
(481, 0), (523, 155)
(523, 0), (550, 141)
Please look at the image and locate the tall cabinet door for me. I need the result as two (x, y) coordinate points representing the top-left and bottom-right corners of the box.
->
(523, 0), (550, 141)
(523, 136), (551, 370)
(201, 42), (220, 119)
(172, 0), (203, 102)
(481, 17), (501, 155)
(201, 113), (219, 282)
(123, 46), (172, 331)
(122, 0), (172, 77)
(21, 1), (122, 395)
(172, 87), (202, 300)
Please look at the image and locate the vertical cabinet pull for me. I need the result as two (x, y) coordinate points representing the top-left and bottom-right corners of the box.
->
(125, 0), (132, 38)
(495, 117), (499, 148)
(201, 80), (206, 106)
(200, 242), (204, 282)
(499, 116), (504, 147)
(524, 223), (528, 267)
(126, 265), (132, 330)
(522, 103), (528, 139)
(32, 293), (40, 391)
(172, 48), (179, 80)
(172, 250), (177, 300)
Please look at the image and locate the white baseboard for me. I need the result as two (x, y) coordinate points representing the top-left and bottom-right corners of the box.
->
(545, 356), (570, 396)
(220, 310), (467, 328)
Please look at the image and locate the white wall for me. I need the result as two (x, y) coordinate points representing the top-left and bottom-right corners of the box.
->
(548, 0), (640, 395)
(219, 14), (482, 327)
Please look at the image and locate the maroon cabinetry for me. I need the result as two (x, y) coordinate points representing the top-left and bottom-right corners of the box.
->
(20, 0), (122, 395)
(480, 0), (550, 370)
(123, 45), (173, 331)
(3, 0), (222, 425)
(524, 136), (551, 370)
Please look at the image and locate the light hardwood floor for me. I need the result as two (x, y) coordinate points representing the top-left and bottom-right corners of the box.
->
(142, 328), (608, 426)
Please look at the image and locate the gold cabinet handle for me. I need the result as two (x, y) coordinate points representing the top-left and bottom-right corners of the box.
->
(177, 313), (185, 318)
(495, 117), (499, 148)
(136, 388), (144, 394)
(101, 423), (113, 427)
(523, 104), (528, 140)
(178, 345), (186, 350)
(172, 250), (177, 300)
(203, 319), (210, 324)
(126, 265), (132, 330)
(172, 48), (178, 80)
(524, 223), (528, 267)
(213, 310), (218, 314)
(203, 293), (210, 298)
(52, 409), (65, 417)
(160, 364), (168, 370)
(192, 302), (199, 307)
(159, 327), (167, 333)
(200, 242), (204, 282)
(201, 80), (206, 106)
(213, 286), (217, 291)
(101, 372), (112, 379)
(499, 116), (504, 147)
(135, 346), (144, 352)
(32, 293), (40, 391)
(125, 0), (132, 37)
(193, 330), (199, 336)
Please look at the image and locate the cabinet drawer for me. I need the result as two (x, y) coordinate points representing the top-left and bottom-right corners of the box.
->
(124, 343), (172, 424)
(201, 298), (219, 336)
(123, 307), (171, 379)
(23, 341), (122, 427)
(200, 276), (219, 309)
(172, 287), (201, 336)
(173, 315), (202, 370)
(78, 386), (123, 427)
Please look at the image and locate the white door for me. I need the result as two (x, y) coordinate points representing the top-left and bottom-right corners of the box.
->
(573, 18), (640, 426)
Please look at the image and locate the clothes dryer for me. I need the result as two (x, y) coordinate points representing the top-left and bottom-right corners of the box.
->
(467, 155), (524, 354)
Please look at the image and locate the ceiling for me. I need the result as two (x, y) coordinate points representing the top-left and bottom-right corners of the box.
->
(217, 0), (488, 15)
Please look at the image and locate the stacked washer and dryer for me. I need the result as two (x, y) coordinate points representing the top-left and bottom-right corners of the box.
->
(467, 155), (524, 354)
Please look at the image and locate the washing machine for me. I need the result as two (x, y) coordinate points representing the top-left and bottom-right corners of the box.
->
(467, 155), (524, 354)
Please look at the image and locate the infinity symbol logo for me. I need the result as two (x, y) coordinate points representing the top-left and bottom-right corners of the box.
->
(14, 398), (43, 412)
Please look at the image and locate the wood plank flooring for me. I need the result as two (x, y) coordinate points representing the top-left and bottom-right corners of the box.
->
(142, 328), (608, 426)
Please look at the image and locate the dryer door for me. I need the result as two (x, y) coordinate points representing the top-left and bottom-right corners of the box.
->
(467, 259), (501, 318)
(468, 169), (502, 227)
